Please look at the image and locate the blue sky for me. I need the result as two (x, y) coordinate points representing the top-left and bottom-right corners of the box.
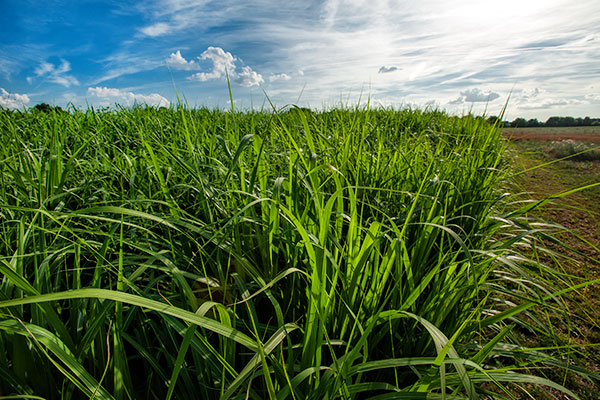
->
(1, 0), (599, 120)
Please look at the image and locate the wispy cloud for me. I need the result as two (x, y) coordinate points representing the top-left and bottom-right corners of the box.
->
(29, 60), (79, 87)
(130, 0), (245, 41)
(511, 87), (590, 111)
(139, 22), (172, 37)
(0, 88), (30, 109)
(88, 86), (169, 107)
(585, 93), (600, 102)
(0, 56), (18, 81)
(516, 97), (586, 110)
(92, 49), (165, 85)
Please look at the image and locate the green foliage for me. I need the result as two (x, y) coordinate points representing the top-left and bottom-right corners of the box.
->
(511, 117), (527, 128)
(0, 105), (597, 398)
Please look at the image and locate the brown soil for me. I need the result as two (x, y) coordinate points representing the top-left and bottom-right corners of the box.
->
(504, 133), (600, 142)
(502, 127), (600, 142)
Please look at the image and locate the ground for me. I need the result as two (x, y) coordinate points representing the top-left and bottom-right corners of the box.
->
(503, 127), (600, 399)
(503, 126), (600, 143)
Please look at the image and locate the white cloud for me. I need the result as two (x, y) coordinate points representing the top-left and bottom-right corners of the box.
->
(31, 60), (79, 88)
(378, 66), (399, 73)
(184, 47), (264, 87)
(87, 87), (169, 107)
(140, 22), (171, 37)
(236, 66), (264, 87)
(190, 47), (237, 82)
(269, 73), (291, 82)
(0, 88), (30, 109)
(450, 88), (500, 104)
(166, 50), (199, 70)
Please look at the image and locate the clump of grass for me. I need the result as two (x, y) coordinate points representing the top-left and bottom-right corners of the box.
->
(0, 104), (598, 398)
(547, 140), (600, 162)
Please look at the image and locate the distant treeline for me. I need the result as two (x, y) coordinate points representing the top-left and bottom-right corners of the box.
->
(487, 115), (600, 128)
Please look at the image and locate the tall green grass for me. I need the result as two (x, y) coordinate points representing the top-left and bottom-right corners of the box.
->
(0, 104), (597, 399)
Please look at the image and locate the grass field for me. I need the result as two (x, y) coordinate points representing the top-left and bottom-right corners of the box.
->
(507, 138), (600, 398)
(1, 105), (599, 399)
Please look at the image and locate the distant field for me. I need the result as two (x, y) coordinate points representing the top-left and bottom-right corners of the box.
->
(502, 126), (600, 142)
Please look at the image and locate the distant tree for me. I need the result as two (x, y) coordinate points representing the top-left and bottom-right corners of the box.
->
(285, 106), (313, 115)
(511, 117), (527, 128)
(563, 116), (576, 126)
(34, 103), (53, 113)
(526, 118), (542, 127)
(33, 103), (64, 113)
(486, 115), (500, 125)
(545, 116), (561, 127)
(545, 116), (583, 127)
